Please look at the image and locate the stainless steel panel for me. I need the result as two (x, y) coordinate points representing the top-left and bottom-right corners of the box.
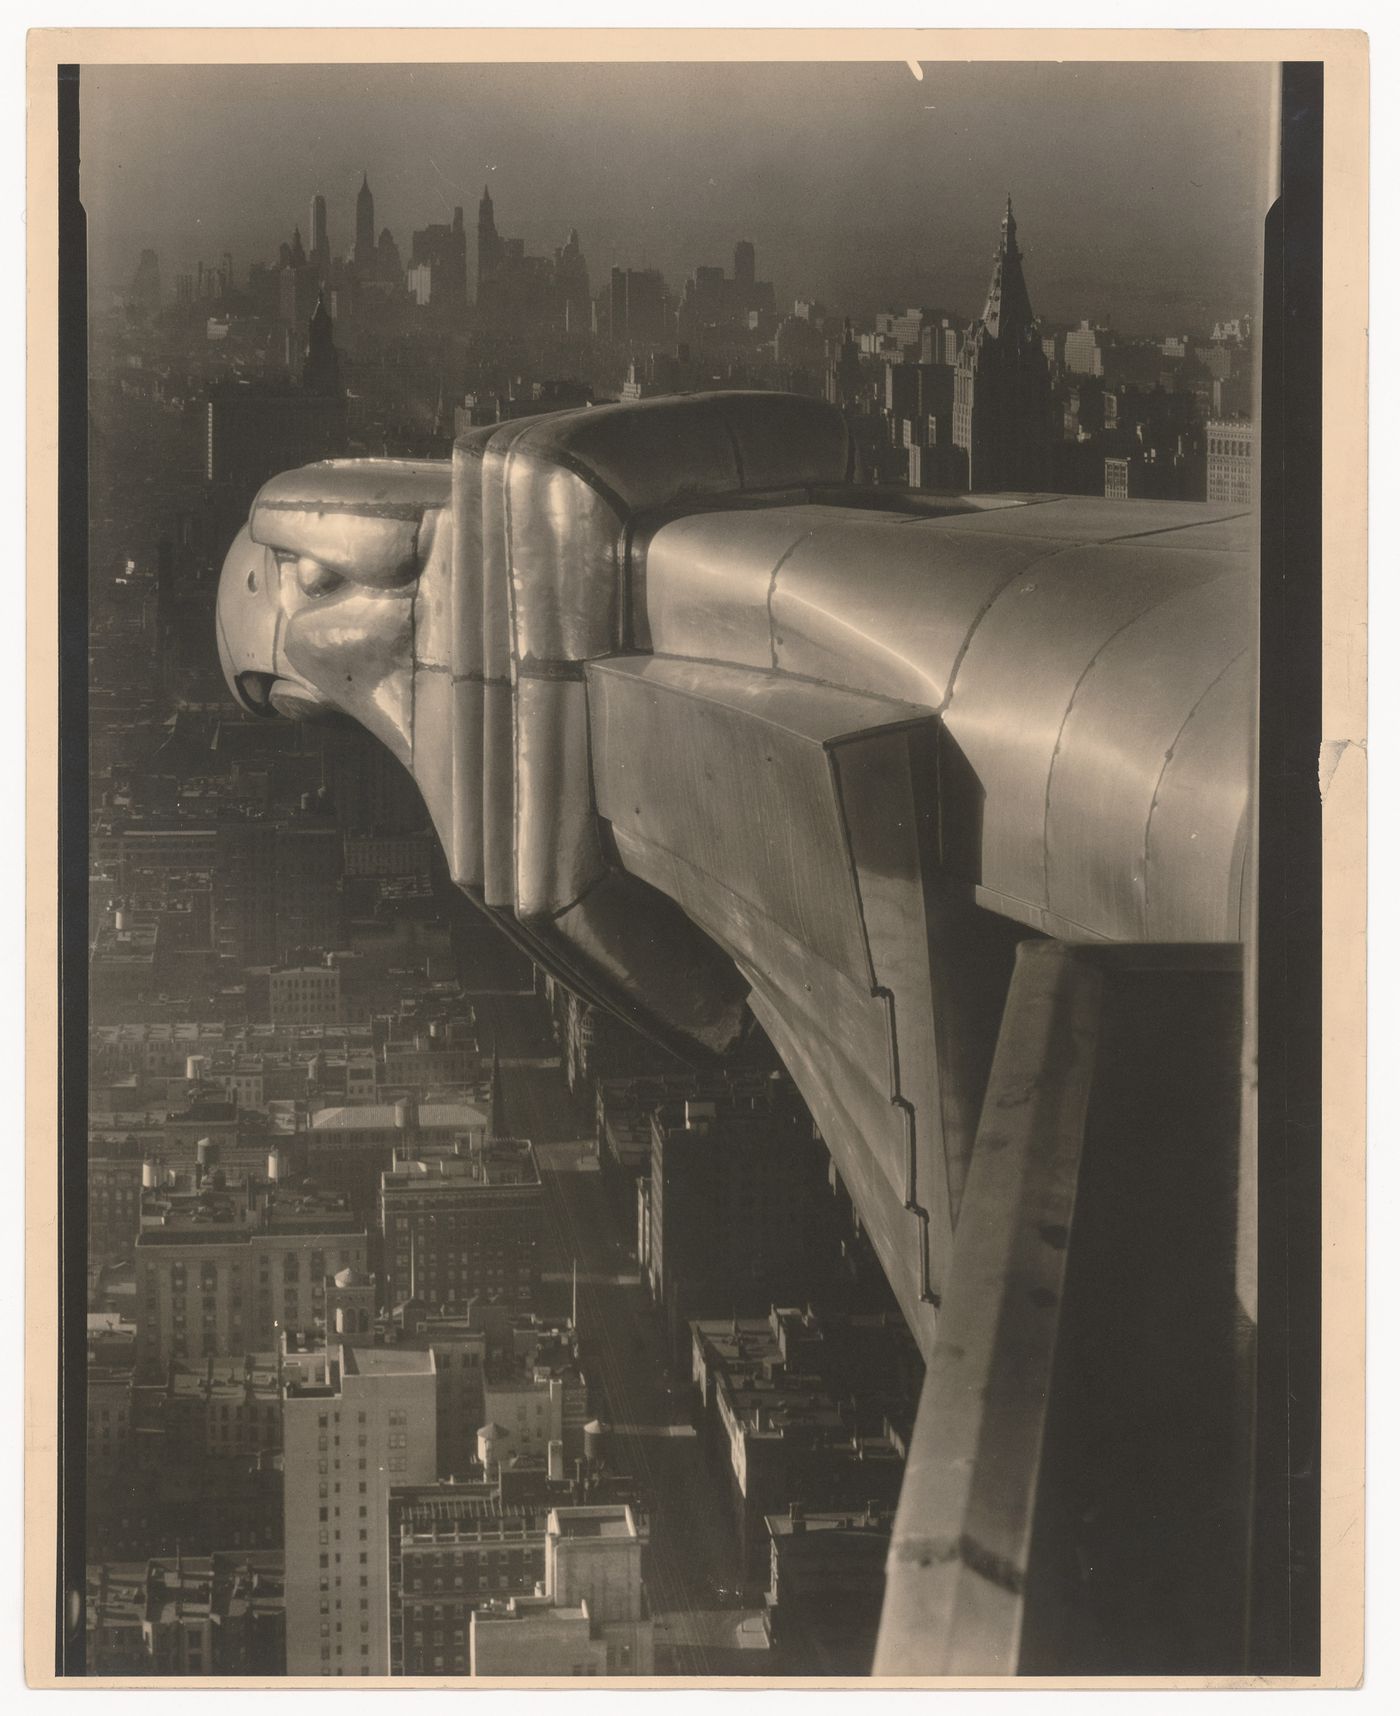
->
(1126, 515), (1254, 554)
(448, 676), (484, 891)
(451, 424), (496, 683)
(590, 656), (926, 985)
(943, 542), (1234, 917)
(642, 508), (824, 671)
(774, 514), (1049, 705)
(449, 427), (499, 891)
(1045, 572), (1251, 939)
(1145, 651), (1254, 942)
(520, 395), (738, 510)
(914, 494), (1249, 547)
(409, 664), (455, 868)
(746, 975), (940, 1358)
(608, 821), (901, 1180)
(479, 421), (543, 909)
(513, 675), (606, 920)
(481, 421), (541, 684)
(832, 727), (954, 1264)
(546, 873), (750, 1057)
(481, 680), (514, 909)
(411, 507), (453, 669)
(718, 391), (850, 491)
(504, 449), (619, 663)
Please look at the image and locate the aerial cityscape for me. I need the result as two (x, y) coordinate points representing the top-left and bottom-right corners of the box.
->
(81, 58), (1270, 1680)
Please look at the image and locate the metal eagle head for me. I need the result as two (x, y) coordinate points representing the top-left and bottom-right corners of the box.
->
(216, 459), (452, 766)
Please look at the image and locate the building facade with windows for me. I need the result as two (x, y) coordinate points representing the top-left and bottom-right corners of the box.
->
(387, 1489), (547, 1676)
(379, 1137), (542, 1313)
(281, 1338), (437, 1676)
(1206, 417), (1255, 505)
(134, 1175), (364, 1369)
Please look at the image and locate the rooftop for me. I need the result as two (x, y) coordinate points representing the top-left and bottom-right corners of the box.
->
(548, 1504), (638, 1540)
(311, 1102), (489, 1133)
(341, 1343), (436, 1378)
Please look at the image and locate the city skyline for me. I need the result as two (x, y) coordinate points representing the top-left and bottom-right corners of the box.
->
(82, 59), (1273, 333)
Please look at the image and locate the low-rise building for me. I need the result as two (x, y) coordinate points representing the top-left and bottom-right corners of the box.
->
(764, 1503), (894, 1675)
(691, 1308), (914, 1589)
(134, 1171), (365, 1369)
(304, 1098), (491, 1221)
(379, 1137), (542, 1314)
(469, 1505), (653, 1677)
(86, 1553), (286, 1676)
(387, 1488), (548, 1675)
(269, 961), (342, 1026)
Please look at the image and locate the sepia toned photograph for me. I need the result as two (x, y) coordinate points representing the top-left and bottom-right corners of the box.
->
(26, 30), (1367, 1688)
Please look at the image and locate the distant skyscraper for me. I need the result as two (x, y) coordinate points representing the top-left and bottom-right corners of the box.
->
(409, 207), (468, 310)
(355, 173), (376, 270)
(952, 197), (1055, 492)
(477, 184), (502, 299)
(309, 193), (329, 265)
(303, 292), (343, 398)
(733, 239), (755, 288)
(554, 227), (591, 334)
(376, 227), (404, 285)
(607, 266), (670, 346)
(1064, 319), (1108, 377)
(127, 249), (162, 316)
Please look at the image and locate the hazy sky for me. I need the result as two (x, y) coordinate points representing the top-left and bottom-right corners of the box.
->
(81, 59), (1275, 332)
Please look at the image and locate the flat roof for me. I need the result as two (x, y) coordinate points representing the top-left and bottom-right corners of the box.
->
(548, 1505), (636, 1540)
(311, 1103), (489, 1132)
(341, 1344), (435, 1378)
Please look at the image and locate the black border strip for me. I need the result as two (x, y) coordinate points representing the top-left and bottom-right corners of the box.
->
(1253, 59), (1323, 1676)
(58, 61), (89, 1677)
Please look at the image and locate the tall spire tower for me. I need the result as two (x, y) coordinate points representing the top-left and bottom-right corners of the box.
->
(952, 195), (1054, 493)
(354, 173), (376, 270)
(477, 183), (502, 306)
(980, 196), (1036, 340)
(302, 290), (342, 399)
(309, 193), (329, 269)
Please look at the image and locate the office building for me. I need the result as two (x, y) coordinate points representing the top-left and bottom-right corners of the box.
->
(134, 1171), (365, 1369)
(409, 208), (468, 311)
(354, 173), (376, 270)
(387, 1489), (548, 1675)
(305, 1098), (491, 1222)
(379, 1137), (542, 1314)
(469, 1505), (653, 1676)
(309, 193), (329, 267)
(1064, 318), (1110, 376)
(281, 1336), (438, 1676)
(764, 1503), (894, 1675)
(952, 198), (1055, 492)
(606, 267), (671, 346)
(1206, 417), (1255, 505)
(646, 1088), (834, 1357)
(690, 1308), (912, 1587)
(269, 961), (342, 1026)
(302, 293), (342, 398)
